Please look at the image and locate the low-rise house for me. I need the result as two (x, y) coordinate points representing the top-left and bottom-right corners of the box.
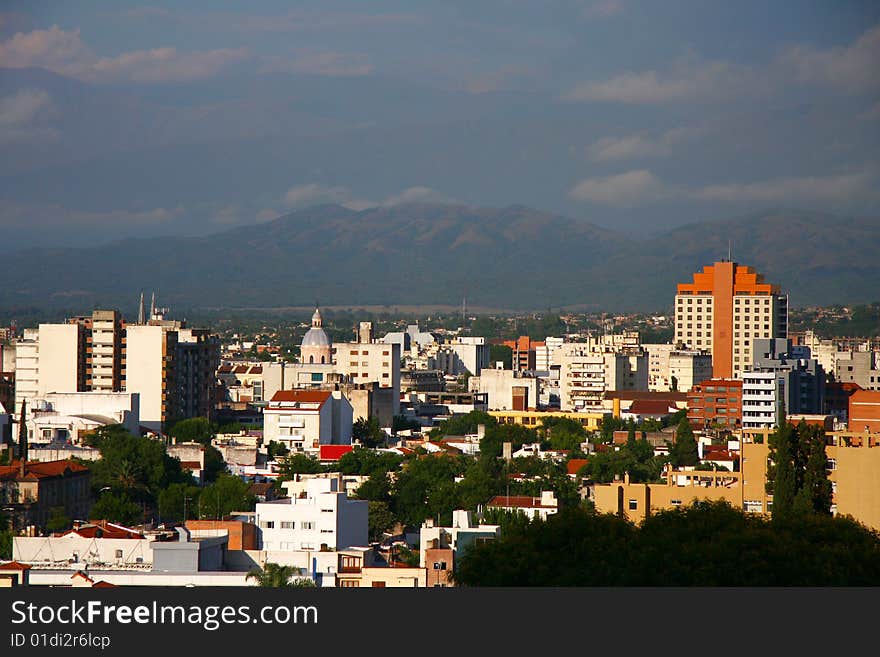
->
(486, 491), (559, 520)
(0, 459), (91, 531)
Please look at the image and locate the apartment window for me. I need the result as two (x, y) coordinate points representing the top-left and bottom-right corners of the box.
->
(362, 361), (368, 367)
(321, 509), (334, 513)
(628, 499), (638, 510)
(320, 529), (333, 534)
(670, 500), (682, 506)
(826, 459), (837, 471)
(383, 350), (389, 356)
(433, 562), (448, 570)
(339, 580), (359, 588)
(301, 543), (315, 550)
(349, 361), (358, 367)
(301, 522), (315, 530)
(115, 550), (123, 559)
(350, 350), (358, 356)
(361, 351), (369, 355)
(382, 373), (389, 378)
(261, 521), (274, 529)
(281, 521), (294, 529)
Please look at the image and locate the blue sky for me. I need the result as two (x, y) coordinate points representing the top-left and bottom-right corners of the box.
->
(1, 1), (878, 247)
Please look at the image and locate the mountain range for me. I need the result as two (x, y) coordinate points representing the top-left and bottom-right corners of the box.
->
(1, 203), (877, 313)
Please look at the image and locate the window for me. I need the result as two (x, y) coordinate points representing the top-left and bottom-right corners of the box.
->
(281, 521), (294, 529)
(321, 509), (334, 513)
(300, 543), (315, 550)
(670, 499), (682, 506)
(261, 521), (275, 529)
(301, 521), (315, 530)
(383, 350), (389, 356)
(115, 550), (123, 559)
(826, 459), (837, 471)
(628, 499), (638, 510)
(433, 562), (447, 570)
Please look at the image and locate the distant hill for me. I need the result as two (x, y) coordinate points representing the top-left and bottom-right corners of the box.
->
(1, 204), (877, 313)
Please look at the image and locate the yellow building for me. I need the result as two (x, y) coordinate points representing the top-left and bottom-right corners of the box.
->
(489, 409), (603, 431)
(593, 428), (880, 531)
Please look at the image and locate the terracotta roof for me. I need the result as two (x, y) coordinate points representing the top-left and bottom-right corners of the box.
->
(487, 495), (556, 509)
(248, 482), (274, 495)
(627, 399), (677, 416)
(0, 459), (90, 482)
(180, 461), (203, 470)
(71, 571), (94, 582)
(92, 580), (118, 588)
(567, 459), (589, 475)
(60, 520), (144, 540)
(249, 366), (262, 374)
(0, 561), (32, 571)
(269, 390), (332, 406)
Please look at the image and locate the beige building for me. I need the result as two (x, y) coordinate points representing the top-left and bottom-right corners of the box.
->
(124, 324), (177, 432)
(334, 333), (401, 416)
(595, 428), (880, 531)
(489, 409), (603, 432)
(469, 367), (539, 411)
(555, 343), (647, 412)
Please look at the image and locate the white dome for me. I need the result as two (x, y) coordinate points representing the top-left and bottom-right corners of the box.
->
(301, 327), (331, 347)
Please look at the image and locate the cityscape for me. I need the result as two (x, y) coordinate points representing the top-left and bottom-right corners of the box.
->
(1, 2), (880, 593)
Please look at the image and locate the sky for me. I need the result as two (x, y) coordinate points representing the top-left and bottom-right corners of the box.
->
(0, 1), (878, 248)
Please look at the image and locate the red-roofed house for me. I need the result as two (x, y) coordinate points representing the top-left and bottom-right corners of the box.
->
(319, 445), (354, 462)
(263, 390), (353, 455)
(566, 459), (589, 478)
(0, 561), (31, 587)
(486, 491), (558, 520)
(0, 459), (91, 531)
(623, 399), (678, 422)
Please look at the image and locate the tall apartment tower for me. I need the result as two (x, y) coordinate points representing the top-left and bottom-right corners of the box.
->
(72, 309), (124, 392)
(674, 261), (788, 379)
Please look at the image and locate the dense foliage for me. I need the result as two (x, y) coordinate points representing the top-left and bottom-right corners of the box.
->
(454, 501), (880, 586)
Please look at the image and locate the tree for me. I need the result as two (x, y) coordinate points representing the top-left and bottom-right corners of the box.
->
(169, 417), (213, 445)
(489, 344), (512, 369)
(277, 453), (324, 479)
(769, 421), (833, 519)
(90, 491), (143, 526)
(669, 418), (699, 467)
(352, 416), (386, 448)
(46, 506), (71, 533)
(198, 474), (255, 519)
(266, 441), (289, 460)
(158, 482), (202, 523)
(246, 562), (302, 587)
(540, 416), (588, 452)
(367, 501), (397, 542)
(767, 422), (797, 518)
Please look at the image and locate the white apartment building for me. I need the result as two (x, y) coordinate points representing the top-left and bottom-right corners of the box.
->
(255, 478), (368, 551)
(432, 336), (490, 377)
(26, 391), (140, 445)
(13, 328), (39, 416)
(668, 351), (713, 392)
(555, 344), (648, 411)
(535, 337), (565, 372)
(742, 370), (780, 429)
(419, 510), (500, 568)
(263, 390), (353, 453)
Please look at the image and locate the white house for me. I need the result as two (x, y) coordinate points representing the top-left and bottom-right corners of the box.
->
(486, 491), (559, 520)
(255, 478), (368, 552)
(263, 390), (353, 454)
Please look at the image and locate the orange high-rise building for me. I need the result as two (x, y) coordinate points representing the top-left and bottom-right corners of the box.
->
(674, 261), (787, 379)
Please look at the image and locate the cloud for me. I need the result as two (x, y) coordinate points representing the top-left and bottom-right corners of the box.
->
(568, 170), (669, 206)
(0, 89), (58, 143)
(588, 126), (699, 161)
(692, 171), (877, 204)
(564, 58), (758, 104)
(280, 184), (454, 212)
(566, 24), (880, 105)
(0, 25), (248, 83)
(92, 47), (248, 83)
(780, 24), (880, 91)
(568, 169), (878, 207)
(259, 51), (373, 77)
(281, 184), (355, 209)
(381, 186), (453, 206)
(0, 25), (93, 76)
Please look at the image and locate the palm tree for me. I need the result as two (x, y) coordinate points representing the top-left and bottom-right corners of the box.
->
(246, 562), (314, 587)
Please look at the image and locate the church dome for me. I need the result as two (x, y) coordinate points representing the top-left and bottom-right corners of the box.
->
(301, 306), (331, 348)
(301, 327), (331, 347)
